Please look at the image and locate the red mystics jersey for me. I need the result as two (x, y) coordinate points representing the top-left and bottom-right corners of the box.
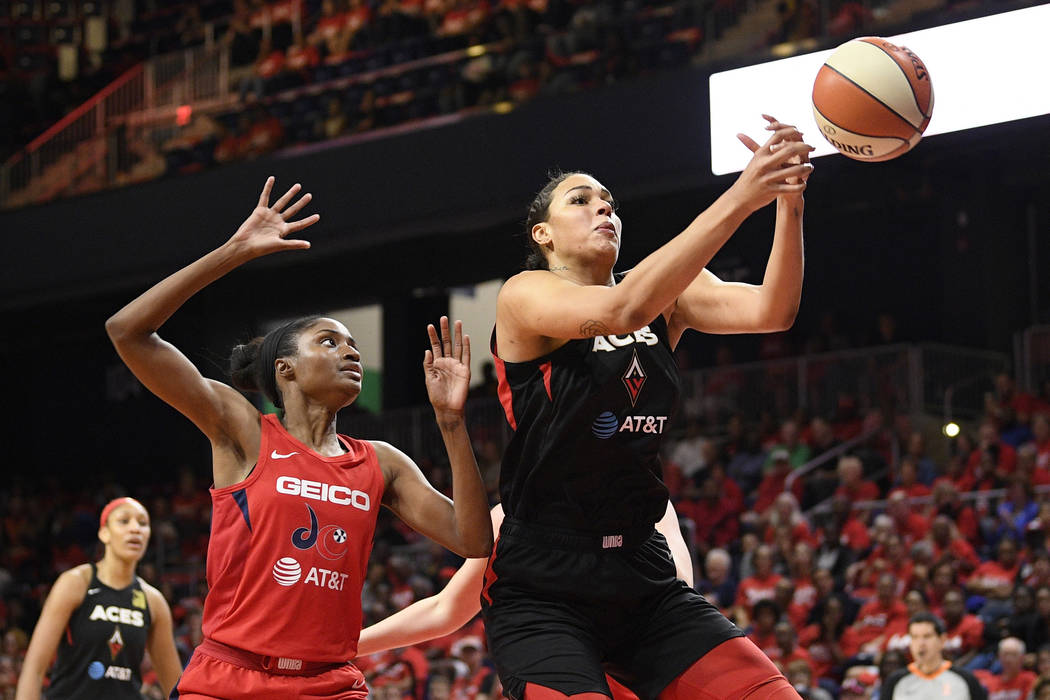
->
(203, 413), (384, 662)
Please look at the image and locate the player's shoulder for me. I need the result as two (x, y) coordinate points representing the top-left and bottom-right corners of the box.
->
(51, 564), (92, 603)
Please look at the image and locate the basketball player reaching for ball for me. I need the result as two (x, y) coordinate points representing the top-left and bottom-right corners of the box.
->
(105, 178), (492, 700)
(483, 115), (813, 700)
(16, 497), (182, 700)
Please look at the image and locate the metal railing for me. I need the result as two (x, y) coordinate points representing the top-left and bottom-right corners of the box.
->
(0, 44), (233, 209)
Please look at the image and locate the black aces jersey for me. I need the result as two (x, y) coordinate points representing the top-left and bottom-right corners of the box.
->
(492, 311), (680, 534)
(46, 564), (151, 700)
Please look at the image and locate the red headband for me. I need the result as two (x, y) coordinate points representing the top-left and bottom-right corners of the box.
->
(99, 497), (145, 527)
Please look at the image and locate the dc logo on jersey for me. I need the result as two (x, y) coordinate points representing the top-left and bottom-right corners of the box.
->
(291, 504), (349, 561)
(273, 557), (303, 586)
(622, 350), (646, 406)
(592, 412), (619, 439)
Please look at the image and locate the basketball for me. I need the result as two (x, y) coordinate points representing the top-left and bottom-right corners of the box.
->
(811, 37), (934, 162)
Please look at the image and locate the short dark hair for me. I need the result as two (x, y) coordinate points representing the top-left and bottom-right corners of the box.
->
(908, 611), (945, 635)
(753, 599), (781, 620)
(229, 315), (323, 409)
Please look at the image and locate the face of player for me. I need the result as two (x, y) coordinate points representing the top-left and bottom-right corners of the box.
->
(535, 174), (621, 271)
(908, 622), (945, 668)
(100, 502), (151, 562)
(284, 319), (363, 409)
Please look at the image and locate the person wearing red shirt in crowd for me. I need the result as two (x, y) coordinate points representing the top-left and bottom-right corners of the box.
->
(763, 492), (815, 548)
(772, 579), (809, 631)
(681, 473), (739, 556)
(986, 373), (1044, 421)
(965, 421), (1018, 484)
(826, 494), (871, 553)
(841, 573), (908, 657)
(450, 636), (497, 700)
(834, 455), (880, 503)
(925, 560), (959, 618)
(768, 621), (814, 677)
(309, 0), (350, 57)
(735, 545), (783, 624)
(1022, 549), (1050, 589)
(708, 461), (744, 515)
(753, 449), (803, 514)
(788, 542), (818, 614)
(885, 491), (930, 545)
(967, 538), (1022, 599)
(926, 515), (981, 574)
(975, 637), (1038, 700)
(798, 596), (847, 683)
(858, 533), (915, 598)
(1018, 443), (1050, 490)
(927, 481), (979, 543)
(1032, 413), (1050, 471)
(746, 600), (781, 659)
(940, 588), (984, 668)
(881, 589), (930, 656)
(888, 457), (931, 500)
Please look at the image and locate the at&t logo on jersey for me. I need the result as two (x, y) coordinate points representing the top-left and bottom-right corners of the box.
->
(87, 661), (132, 681)
(276, 475), (371, 510)
(591, 412), (668, 439)
(271, 556), (350, 591)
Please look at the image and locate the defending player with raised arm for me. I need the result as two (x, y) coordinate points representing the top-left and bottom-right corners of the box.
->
(105, 178), (491, 699)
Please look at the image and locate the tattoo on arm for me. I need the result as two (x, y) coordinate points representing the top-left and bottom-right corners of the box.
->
(549, 265), (569, 272)
(580, 320), (611, 337)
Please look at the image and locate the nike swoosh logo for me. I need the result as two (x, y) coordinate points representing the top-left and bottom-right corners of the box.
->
(271, 450), (299, 459)
(353, 679), (366, 689)
(87, 588), (100, 595)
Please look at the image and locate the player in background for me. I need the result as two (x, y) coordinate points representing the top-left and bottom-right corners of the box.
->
(16, 497), (182, 700)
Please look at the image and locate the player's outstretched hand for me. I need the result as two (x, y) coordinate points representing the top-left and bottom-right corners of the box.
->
(424, 317), (471, 418)
(730, 115), (814, 211)
(227, 177), (320, 259)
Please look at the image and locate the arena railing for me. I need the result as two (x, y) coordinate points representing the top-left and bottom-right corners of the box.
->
(0, 44), (231, 210)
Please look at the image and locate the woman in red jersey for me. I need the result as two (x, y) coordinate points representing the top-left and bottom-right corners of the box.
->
(105, 177), (492, 700)
(16, 497), (182, 700)
(483, 116), (812, 700)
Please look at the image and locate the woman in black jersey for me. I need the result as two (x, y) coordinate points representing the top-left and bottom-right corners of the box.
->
(16, 497), (182, 700)
(483, 116), (813, 700)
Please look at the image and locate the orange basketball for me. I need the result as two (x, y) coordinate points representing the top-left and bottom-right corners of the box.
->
(812, 37), (934, 162)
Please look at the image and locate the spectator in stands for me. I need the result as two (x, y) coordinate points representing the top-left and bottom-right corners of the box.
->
(974, 637), (1038, 700)
(902, 430), (938, 485)
(682, 473), (739, 556)
(888, 457), (931, 500)
(927, 481), (979, 542)
(319, 96), (349, 139)
(926, 514), (981, 574)
(764, 419), (811, 471)
(784, 658), (833, 700)
(835, 455), (879, 503)
(753, 448), (802, 514)
(726, 426), (767, 495)
(788, 542), (818, 616)
(814, 517), (856, 584)
(940, 588), (984, 668)
(1022, 549), (1050, 589)
(1032, 413), (1050, 470)
(966, 420), (1017, 487)
(449, 635), (497, 700)
(885, 491), (930, 545)
(735, 544), (783, 625)
(843, 572), (908, 658)
(697, 548), (737, 612)
(1024, 586), (1050, 656)
(993, 475), (1039, 545)
(745, 599), (780, 657)
(773, 578), (808, 630)
(771, 619), (814, 674)
(880, 589), (929, 655)
(1007, 584), (1036, 644)
(966, 537), (1022, 614)
(828, 494), (871, 553)
(799, 594), (847, 683)
(871, 649), (908, 700)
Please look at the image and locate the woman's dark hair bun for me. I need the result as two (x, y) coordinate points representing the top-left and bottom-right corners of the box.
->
(229, 337), (264, 393)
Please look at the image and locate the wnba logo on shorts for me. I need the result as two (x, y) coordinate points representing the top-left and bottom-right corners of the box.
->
(602, 535), (623, 549)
